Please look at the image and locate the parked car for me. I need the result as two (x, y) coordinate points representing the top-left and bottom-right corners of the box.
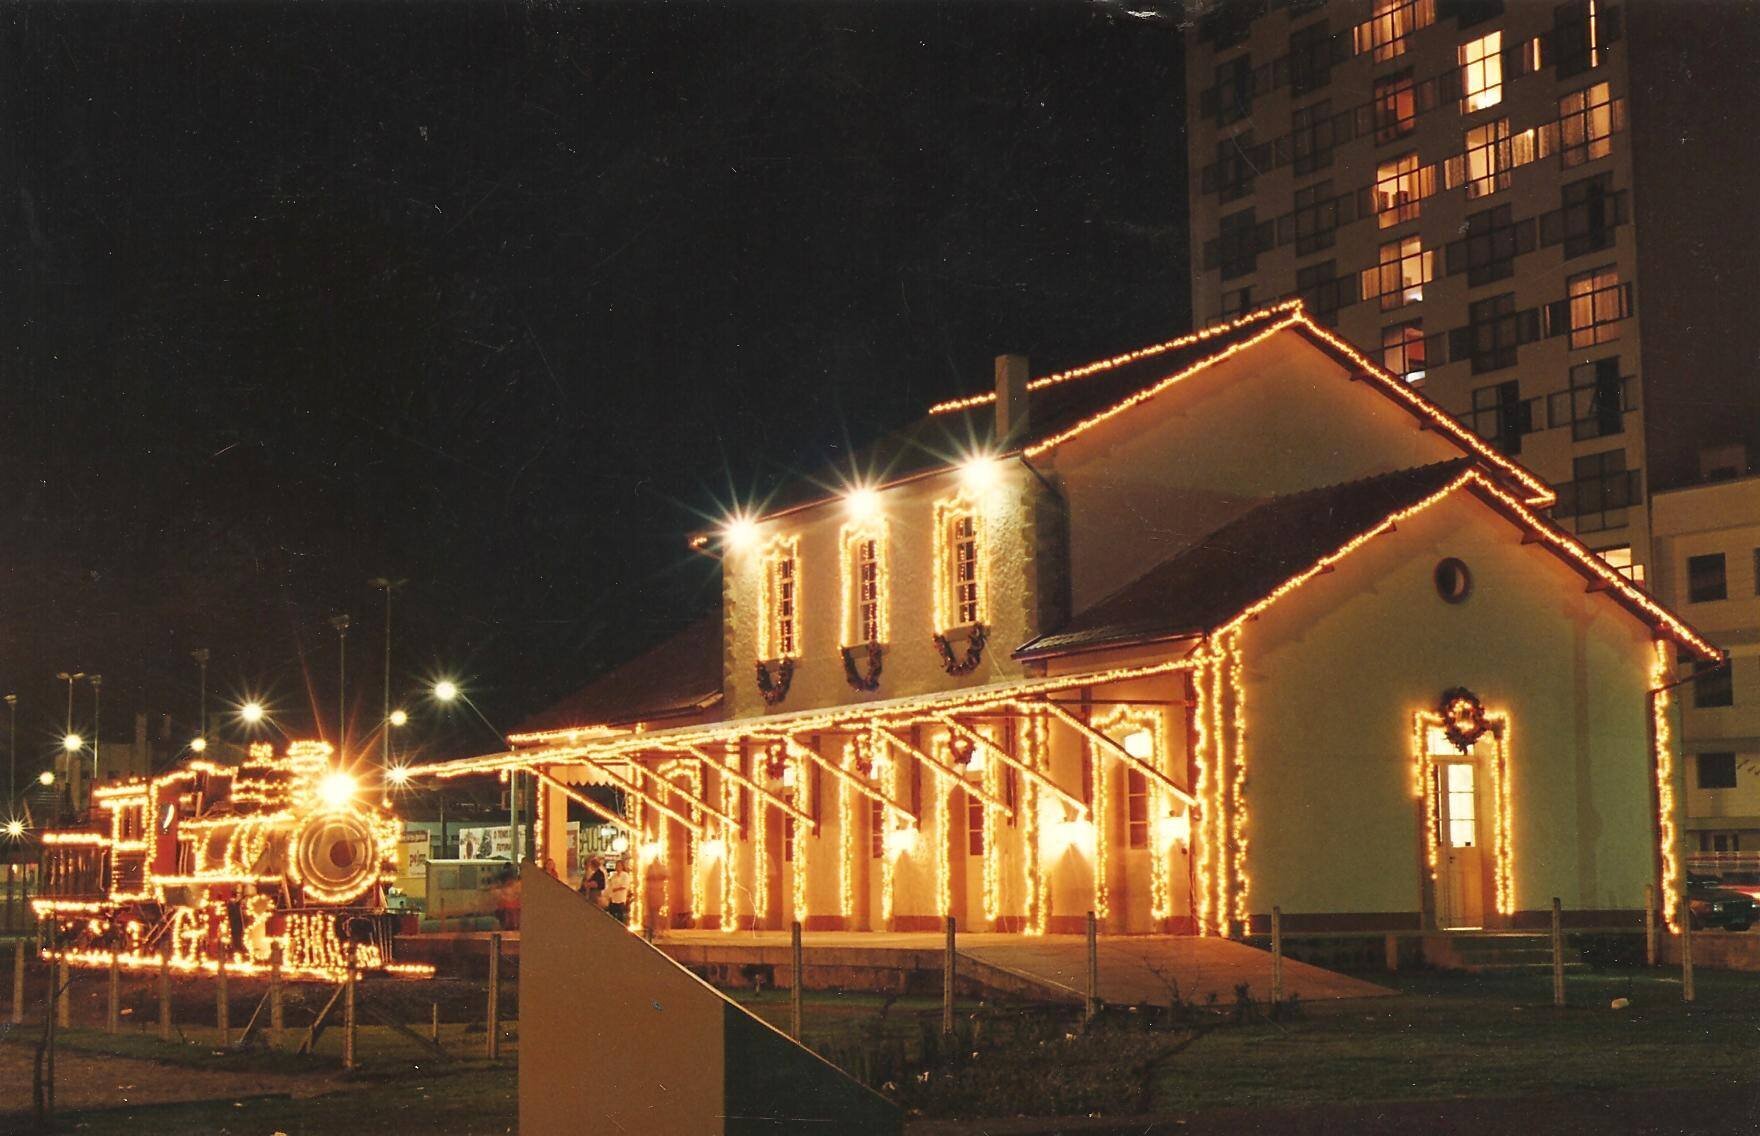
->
(1687, 873), (1756, 931)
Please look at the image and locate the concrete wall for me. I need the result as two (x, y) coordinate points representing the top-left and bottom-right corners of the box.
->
(1243, 488), (1660, 925)
(1041, 332), (1479, 610)
(518, 864), (900, 1135)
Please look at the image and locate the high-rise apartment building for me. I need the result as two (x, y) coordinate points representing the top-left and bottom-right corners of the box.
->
(1184, 0), (1760, 584)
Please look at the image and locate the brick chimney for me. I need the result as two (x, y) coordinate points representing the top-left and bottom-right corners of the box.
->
(994, 354), (1029, 445)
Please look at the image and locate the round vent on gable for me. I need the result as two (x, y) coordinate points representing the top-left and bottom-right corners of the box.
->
(1435, 558), (1473, 605)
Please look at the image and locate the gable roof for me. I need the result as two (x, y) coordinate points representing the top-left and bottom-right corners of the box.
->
(512, 614), (724, 737)
(697, 302), (1553, 543)
(1016, 463), (1718, 664)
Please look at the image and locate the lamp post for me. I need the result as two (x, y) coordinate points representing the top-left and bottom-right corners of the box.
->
(4, 694), (14, 805)
(88, 675), (102, 782)
(369, 578), (407, 779)
(191, 649), (210, 753)
(329, 615), (351, 758)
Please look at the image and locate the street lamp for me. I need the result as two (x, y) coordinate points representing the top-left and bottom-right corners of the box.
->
(38, 770), (54, 786)
(433, 679), (459, 703)
(369, 578), (407, 778)
(388, 708), (409, 728)
(191, 648), (210, 753)
(329, 614), (351, 756)
(239, 700), (266, 726)
(61, 733), (82, 753)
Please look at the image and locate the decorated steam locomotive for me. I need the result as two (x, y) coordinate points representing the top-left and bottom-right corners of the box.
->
(34, 740), (430, 981)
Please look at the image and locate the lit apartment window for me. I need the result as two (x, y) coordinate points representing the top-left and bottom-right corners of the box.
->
(1382, 321), (1427, 383)
(1372, 71), (1416, 143)
(1374, 153), (1423, 227)
(1463, 119), (1512, 198)
(1356, 0), (1435, 62)
(1459, 31), (1503, 112)
(1362, 235), (1432, 310)
(1559, 82), (1615, 167)
(1566, 267), (1627, 349)
(1596, 545), (1644, 585)
(760, 537), (801, 660)
(1688, 553), (1728, 603)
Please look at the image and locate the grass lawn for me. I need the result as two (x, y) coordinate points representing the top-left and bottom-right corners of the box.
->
(6, 966), (1758, 1131)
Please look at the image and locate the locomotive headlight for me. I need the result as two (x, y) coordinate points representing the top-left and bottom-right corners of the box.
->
(317, 771), (358, 809)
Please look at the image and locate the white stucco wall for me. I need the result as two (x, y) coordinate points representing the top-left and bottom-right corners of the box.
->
(1242, 488), (1660, 922)
(722, 463), (1044, 720)
(1039, 332), (1484, 611)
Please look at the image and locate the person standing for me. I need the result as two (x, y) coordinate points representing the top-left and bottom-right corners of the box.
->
(579, 856), (607, 907)
(604, 860), (632, 925)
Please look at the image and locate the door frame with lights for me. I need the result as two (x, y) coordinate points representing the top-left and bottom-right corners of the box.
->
(1413, 691), (1514, 931)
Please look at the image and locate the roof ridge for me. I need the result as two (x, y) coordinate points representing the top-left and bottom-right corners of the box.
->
(924, 300), (1306, 416)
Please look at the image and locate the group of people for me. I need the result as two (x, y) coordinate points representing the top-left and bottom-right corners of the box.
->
(577, 855), (633, 923)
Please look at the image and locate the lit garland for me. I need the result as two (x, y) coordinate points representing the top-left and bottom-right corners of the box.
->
(926, 301), (1305, 414)
(979, 724), (1002, 925)
(1091, 705), (1173, 923)
(721, 743), (740, 932)
(655, 758), (706, 923)
(839, 739), (861, 920)
(757, 533), (802, 663)
(1224, 631), (1250, 929)
(1022, 710), (1048, 935)
(751, 759), (768, 926)
(1084, 719), (1111, 922)
(1206, 649), (1228, 934)
(788, 747), (809, 925)
(1412, 706), (1515, 920)
(1651, 641), (1681, 930)
(1190, 663), (1215, 937)
(875, 740), (900, 927)
(933, 768), (954, 920)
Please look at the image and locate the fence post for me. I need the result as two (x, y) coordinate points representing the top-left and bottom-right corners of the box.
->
(486, 932), (501, 1060)
(1550, 897), (1565, 1007)
(1644, 884), (1657, 968)
(107, 951), (120, 1033)
(11, 939), (23, 1025)
(216, 955), (229, 1045)
(56, 957), (69, 1029)
(343, 944), (358, 1071)
(269, 944), (284, 1042)
(1681, 900), (1696, 1004)
(942, 915), (956, 1037)
(1084, 910), (1099, 1023)
(1271, 906), (1284, 1008)
(790, 920), (804, 1041)
(158, 948), (172, 1041)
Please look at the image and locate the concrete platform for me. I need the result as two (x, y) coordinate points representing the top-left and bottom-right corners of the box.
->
(657, 930), (1395, 1006)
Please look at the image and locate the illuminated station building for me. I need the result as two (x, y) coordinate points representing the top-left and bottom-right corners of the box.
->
(423, 304), (1715, 936)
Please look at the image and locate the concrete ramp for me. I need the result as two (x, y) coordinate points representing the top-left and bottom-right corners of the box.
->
(957, 936), (1395, 1006)
(520, 866), (901, 1135)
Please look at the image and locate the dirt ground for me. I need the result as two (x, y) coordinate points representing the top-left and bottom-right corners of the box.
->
(0, 1042), (345, 1114)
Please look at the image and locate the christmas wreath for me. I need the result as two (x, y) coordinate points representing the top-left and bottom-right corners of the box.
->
(933, 621), (987, 676)
(841, 642), (884, 692)
(1439, 687), (1490, 751)
(755, 657), (795, 706)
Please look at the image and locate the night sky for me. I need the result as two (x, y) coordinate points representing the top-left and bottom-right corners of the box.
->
(0, 1), (1186, 770)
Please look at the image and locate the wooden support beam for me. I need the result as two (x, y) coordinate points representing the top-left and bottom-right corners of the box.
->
(872, 726), (1014, 817)
(532, 769), (641, 837)
(773, 735), (916, 825)
(680, 745), (817, 831)
(567, 754), (712, 837)
(619, 756), (744, 833)
(934, 714), (1089, 819)
(1036, 700), (1199, 808)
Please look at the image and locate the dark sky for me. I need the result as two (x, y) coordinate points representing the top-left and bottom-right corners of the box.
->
(0, 1), (1187, 771)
